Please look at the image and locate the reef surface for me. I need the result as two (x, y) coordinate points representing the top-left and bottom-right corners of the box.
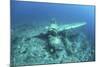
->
(11, 23), (95, 66)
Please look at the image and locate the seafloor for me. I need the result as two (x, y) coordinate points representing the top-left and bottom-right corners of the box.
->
(11, 23), (95, 66)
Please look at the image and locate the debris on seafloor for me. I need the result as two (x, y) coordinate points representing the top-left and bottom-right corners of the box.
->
(11, 20), (94, 66)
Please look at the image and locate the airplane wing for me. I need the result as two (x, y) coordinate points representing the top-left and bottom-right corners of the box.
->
(58, 22), (86, 31)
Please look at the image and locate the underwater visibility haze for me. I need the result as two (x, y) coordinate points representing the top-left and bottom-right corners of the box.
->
(11, 1), (95, 66)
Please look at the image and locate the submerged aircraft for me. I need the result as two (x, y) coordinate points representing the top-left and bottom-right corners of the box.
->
(25, 19), (86, 43)
(24, 19), (86, 55)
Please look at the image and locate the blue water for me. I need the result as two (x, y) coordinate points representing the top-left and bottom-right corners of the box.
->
(11, 1), (95, 45)
(11, 1), (95, 66)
